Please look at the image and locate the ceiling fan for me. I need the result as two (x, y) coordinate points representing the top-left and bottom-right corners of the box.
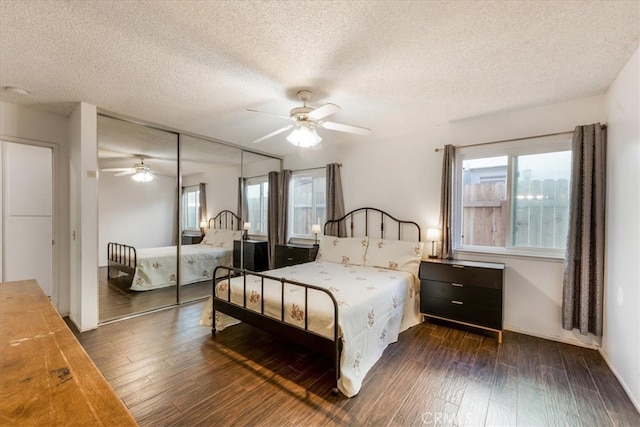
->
(101, 158), (156, 182)
(248, 90), (370, 147)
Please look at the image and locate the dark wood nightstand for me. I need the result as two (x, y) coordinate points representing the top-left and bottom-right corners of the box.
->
(419, 259), (505, 342)
(274, 244), (318, 268)
(233, 240), (268, 272)
(181, 234), (203, 245)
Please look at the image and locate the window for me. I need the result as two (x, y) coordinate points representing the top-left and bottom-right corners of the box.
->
(288, 169), (326, 239)
(246, 176), (269, 235)
(455, 134), (572, 258)
(182, 186), (200, 232)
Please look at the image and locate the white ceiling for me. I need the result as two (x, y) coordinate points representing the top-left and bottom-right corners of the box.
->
(1, 1), (638, 157)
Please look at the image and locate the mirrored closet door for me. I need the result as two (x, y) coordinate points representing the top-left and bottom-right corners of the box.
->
(97, 114), (282, 323)
(178, 135), (243, 304)
(239, 152), (282, 271)
(97, 116), (179, 322)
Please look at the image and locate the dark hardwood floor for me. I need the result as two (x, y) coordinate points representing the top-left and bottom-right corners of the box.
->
(99, 266), (211, 322)
(72, 301), (639, 426)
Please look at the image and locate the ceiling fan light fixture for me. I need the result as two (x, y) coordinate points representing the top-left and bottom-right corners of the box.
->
(131, 170), (154, 182)
(286, 124), (322, 148)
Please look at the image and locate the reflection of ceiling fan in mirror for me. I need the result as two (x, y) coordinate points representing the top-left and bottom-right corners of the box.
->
(101, 158), (156, 182)
(248, 90), (370, 147)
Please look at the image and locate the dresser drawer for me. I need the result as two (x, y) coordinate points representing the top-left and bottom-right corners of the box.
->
(420, 279), (502, 310)
(419, 261), (503, 290)
(422, 296), (502, 330)
(419, 259), (505, 340)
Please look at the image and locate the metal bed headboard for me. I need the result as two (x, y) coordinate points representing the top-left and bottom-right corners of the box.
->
(208, 210), (241, 230)
(324, 207), (421, 241)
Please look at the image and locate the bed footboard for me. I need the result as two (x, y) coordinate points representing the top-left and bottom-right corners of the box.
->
(212, 266), (342, 393)
(107, 242), (137, 278)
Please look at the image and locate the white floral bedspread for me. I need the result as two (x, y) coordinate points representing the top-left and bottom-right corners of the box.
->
(129, 244), (231, 291)
(200, 260), (421, 397)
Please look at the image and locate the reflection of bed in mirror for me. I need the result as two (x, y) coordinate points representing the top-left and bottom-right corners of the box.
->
(107, 210), (241, 291)
(202, 207), (424, 397)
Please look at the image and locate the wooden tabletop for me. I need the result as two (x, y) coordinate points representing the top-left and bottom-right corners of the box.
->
(0, 280), (137, 426)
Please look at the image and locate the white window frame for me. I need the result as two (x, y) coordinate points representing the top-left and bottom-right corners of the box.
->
(453, 133), (572, 259)
(288, 169), (327, 240)
(245, 175), (269, 236)
(182, 185), (201, 233)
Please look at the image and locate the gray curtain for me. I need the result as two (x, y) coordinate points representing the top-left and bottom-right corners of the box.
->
(439, 145), (455, 259)
(562, 123), (606, 336)
(198, 182), (207, 232)
(278, 169), (291, 246)
(237, 177), (248, 230)
(325, 163), (347, 237)
(267, 171), (280, 269)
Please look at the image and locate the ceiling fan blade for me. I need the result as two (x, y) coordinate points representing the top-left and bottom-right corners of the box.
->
(308, 103), (340, 120)
(321, 121), (371, 135)
(114, 169), (135, 177)
(247, 109), (291, 121)
(252, 125), (294, 144)
(100, 167), (131, 172)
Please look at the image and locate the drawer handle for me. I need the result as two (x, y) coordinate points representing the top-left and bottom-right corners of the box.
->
(452, 264), (465, 269)
(287, 257), (293, 261)
(451, 283), (464, 287)
(451, 300), (464, 305)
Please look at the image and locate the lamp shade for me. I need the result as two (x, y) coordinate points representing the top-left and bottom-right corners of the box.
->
(287, 124), (322, 148)
(200, 220), (207, 229)
(311, 224), (321, 234)
(426, 228), (441, 241)
(131, 171), (154, 182)
(243, 222), (251, 231)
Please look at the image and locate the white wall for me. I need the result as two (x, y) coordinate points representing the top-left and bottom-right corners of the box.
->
(183, 165), (240, 220)
(98, 172), (177, 266)
(603, 46), (640, 410)
(0, 101), (70, 314)
(69, 102), (99, 331)
(284, 95), (606, 348)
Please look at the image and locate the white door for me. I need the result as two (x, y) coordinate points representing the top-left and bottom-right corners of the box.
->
(1, 142), (53, 296)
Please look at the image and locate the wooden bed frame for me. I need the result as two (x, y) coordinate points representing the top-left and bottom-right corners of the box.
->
(107, 209), (241, 280)
(211, 207), (421, 393)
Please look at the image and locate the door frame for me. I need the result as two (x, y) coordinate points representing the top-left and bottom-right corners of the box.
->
(1, 136), (59, 307)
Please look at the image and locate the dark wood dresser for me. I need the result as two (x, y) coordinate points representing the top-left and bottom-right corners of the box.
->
(274, 244), (318, 268)
(419, 259), (505, 342)
(233, 239), (268, 272)
(181, 234), (203, 245)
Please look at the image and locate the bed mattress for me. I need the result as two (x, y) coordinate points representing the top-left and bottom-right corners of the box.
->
(201, 260), (421, 397)
(129, 244), (231, 291)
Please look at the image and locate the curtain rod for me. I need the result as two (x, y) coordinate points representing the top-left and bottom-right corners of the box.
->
(433, 125), (606, 152)
(244, 163), (342, 180)
(243, 173), (268, 180)
(292, 163), (341, 173)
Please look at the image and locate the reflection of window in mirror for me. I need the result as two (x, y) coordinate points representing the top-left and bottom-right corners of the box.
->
(288, 169), (327, 239)
(245, 176), (269, 236)
(182, 185), (201, 233)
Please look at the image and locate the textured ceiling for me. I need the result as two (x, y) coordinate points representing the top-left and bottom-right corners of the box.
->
(1, 1), (639, 157)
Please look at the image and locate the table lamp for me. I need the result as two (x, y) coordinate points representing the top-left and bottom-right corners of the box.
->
(426, 228), (441, 258)
(311, 224), (321, 245)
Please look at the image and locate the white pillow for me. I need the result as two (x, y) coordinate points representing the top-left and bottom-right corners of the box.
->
(365, 238), (424, 277)
(201, 228), (242, 249)
(316, 235), (369, 266)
